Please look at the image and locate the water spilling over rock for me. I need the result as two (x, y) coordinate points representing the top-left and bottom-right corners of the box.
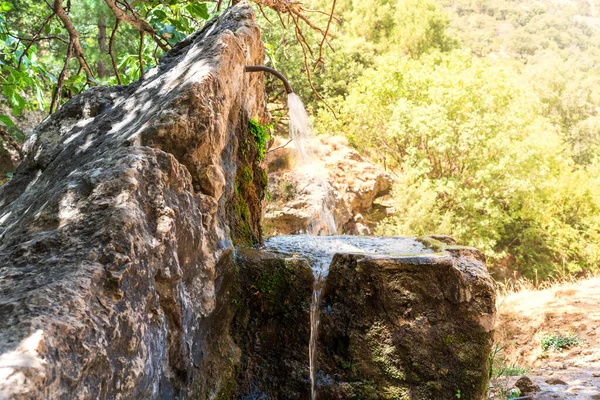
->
(286, 92), (340, 399)
(236, 235), (497, 399)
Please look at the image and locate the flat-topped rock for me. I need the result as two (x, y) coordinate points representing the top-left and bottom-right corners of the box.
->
(264, 235), (496, 399)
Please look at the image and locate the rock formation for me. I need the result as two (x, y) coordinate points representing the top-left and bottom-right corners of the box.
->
(264, 135), (392, 236)
(317, 239), (497, 399)
(232, 236), (496, 399)
(0, 4), (268, 398)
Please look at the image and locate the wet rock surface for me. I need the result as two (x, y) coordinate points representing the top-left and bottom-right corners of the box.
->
(0, 4), (268, 398)
(232, 248), (314, 399)
(255, 235), (497, 399)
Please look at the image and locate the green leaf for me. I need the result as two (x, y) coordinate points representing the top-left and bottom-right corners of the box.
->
(151, 9), (168, 22)
(0, 114), (14, 127)
(0, 2), (13, 12)
(186, 2), (209, 20)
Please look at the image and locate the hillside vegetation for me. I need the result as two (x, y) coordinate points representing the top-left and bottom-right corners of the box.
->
(258, 0), (600, 280)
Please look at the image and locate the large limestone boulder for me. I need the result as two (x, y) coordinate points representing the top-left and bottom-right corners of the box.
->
(233, 236), (496, 399)
(0, 4), (268, 398)
(317, 238), (497, 399)
(264, 135), (392, 235)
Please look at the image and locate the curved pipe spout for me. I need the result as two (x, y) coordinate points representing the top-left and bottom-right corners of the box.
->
(245, 65), (293, 94)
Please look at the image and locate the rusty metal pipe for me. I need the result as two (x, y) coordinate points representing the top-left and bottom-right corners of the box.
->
(245, 65), (293, 94)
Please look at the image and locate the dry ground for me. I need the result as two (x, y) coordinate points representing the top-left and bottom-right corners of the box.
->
(489, 277), (600, 399)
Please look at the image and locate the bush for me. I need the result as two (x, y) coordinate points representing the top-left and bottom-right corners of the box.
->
(318, 50), (600, 279)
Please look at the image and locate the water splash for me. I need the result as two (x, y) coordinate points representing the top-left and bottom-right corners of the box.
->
(287, 93), (339, 399)
(288, 93), (313, 164)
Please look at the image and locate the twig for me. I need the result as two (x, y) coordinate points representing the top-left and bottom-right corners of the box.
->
(0, 126), (23, 159)
(10, 34), (67, 44)
(18, 12), (56, 69)
(53, 0), (95, 81)
(257, 3), (272, 24)
(313, 0), (336, 70)
(290, 13), (313, 57)
(153, 43), (159, 65)
(267, 138), (292, 153)
(109, 18), (122, 84)
(138, 32), (144, 78)
(50, 38), (74, 114)
(103, 0), (169, 51)
(276, 10), (287, 29)
(300, 7), (340, 22)
(292, 19), (337, 117)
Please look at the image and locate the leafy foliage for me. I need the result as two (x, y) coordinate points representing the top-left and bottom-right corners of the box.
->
(316, 47), (600, 278)
(255, 0), (600, 280)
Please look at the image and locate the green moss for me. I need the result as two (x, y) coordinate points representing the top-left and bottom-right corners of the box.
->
(248, 118), (272, 161)
(366, 321), (406, 380)
(237, 197), (250, 221)
(240, 166), (254, 185)
(444, 334), (457, 345)
(382, 386), (410, 400)
(349, 381), (379, 399)
(258, 168), (268, 188)
(424, 381), (442, 392)
(250, 259), (304, 315)
(234, 197), (254, 245)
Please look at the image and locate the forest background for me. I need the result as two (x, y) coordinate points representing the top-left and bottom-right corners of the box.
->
(1, 0), (599, 281)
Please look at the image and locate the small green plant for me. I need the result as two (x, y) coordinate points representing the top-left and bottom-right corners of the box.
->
(455, 389), (461, 398)
(507, 388), (521, 399)
(540, 332), (582, 352)
(248, 119), (272, 161)
(487, 342), (529, 399)
(496, 364), (528, 377)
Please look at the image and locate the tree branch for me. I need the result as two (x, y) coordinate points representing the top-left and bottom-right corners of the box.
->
(138, 32), (145, 78)
(108, 18), (122, 85)
(313, 0), (337, 70)
(18, 12), (56, 69)
(50, 38), (74, 113)
(103, 0), (169, 51)
(53, 0), (95, 81)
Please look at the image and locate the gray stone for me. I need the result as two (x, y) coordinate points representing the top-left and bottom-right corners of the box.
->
(546, 378), (568, 385)
(516, 375), (541, 394)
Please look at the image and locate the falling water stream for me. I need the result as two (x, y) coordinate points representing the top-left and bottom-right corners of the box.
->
(286, 93), (337, 399)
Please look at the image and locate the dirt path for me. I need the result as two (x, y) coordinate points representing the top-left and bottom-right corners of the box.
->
(491, 277), (600, 399)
